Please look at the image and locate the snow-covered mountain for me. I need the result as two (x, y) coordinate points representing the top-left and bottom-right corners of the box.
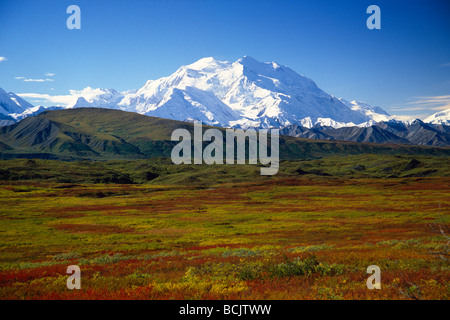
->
(0, 87), (33, 115)
(68, 56), (390, 128)
(67, 88), (125, 110)
(0, 87), (36, 126)
(2, 57), (449, 131)
(424, 109), (450, 126)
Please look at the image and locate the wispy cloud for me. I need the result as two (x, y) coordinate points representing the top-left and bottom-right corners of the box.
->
(45, 73), (56, 77)
(440, 62), (450, 67)
(14, 76), (25, 80)
(0, 57), (7, 62)
(387, 95), (450, 119)
(407, 95), (450, 111)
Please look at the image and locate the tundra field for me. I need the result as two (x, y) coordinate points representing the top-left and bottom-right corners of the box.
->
(0, 155), (449, 300)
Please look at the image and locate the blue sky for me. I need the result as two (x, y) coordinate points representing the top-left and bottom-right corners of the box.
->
(0, 0), (449, 118)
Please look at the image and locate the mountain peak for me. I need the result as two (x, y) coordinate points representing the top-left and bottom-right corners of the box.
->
(237, 55), (279, 71)
(237, 55), (258, 63)
(185, 57), (228, 72)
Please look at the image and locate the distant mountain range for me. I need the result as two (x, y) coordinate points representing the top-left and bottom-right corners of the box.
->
(1, 108), (448, 161)
(1, 56), (449, 146)
(280, 119), (450, 147)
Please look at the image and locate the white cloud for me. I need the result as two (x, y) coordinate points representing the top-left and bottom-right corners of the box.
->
(15, 73), (55, 82)
(17, 87), (105, 106)
(17, 92), (75, 105)
(22, 78), (54, 82)
(67, 87), (110, 99)
(389, 114), (419, 121)
(0, 57), (7, 62)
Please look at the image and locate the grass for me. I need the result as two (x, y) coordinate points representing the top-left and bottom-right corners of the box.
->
(0, 154), (449, 186)
(0, 155), (449, 299)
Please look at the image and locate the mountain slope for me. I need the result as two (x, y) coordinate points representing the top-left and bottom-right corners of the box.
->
(0, 108), (449, 161)
(322, 126), (412, 144)
(402, 119), (450, 146)
(0, 108), (189, 159)
(338, 98), (391, 122)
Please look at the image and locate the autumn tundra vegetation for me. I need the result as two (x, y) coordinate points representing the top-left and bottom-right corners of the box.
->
(0, 154), (448, 300)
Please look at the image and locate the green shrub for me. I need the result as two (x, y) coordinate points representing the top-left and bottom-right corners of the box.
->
(268, 256), (344, 278)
